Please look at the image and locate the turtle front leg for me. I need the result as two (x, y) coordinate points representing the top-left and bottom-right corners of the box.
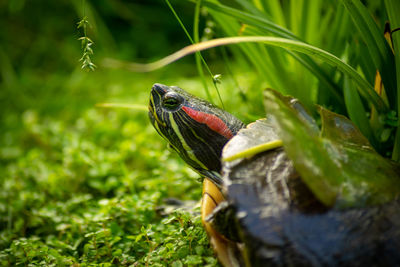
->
(201, 178), (242, 267)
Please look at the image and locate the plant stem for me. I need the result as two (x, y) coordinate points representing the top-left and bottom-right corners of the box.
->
(193, 0), (210, 103)
(165, 0), (224, 108)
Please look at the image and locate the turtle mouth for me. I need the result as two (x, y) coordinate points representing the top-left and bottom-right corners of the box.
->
(148, 109), (155, 124)
(149, 86), (167, 128)
(148, 106), (166, 128)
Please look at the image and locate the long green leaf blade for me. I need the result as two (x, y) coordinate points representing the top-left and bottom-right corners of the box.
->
(342, 0), (396, 109)
(202, 0), (297, 39)
(343, 76), (376, 147)
(103, 36), (388, 113)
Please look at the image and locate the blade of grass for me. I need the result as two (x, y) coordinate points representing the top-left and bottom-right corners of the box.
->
(262, 0), (286, 28)
(304, 0), (322, 45)
(102, 36), (388, 113)
(219, 46), (247, 102)
(235, 0), (266, 17)
(358, 43), (377, 85)
(211, 13), (285, 92)
(288, 0), (321, 105)
(210, 4), (298, 102)
(343, 76), (376, 147)
(289, 0), (303, 37)
(165, 0), (225, 108)
(229, 1), (292, 87)
(193, 0), (211, 104)
(202, 0), (297, 39)
(96, 103), (148, 111)
(342, 0), (396, 110)
(252, 0), (264, 12)
(246, 27), (289, 76)
(233, 25), (295, 96)
(326, 4), (351, 56)
(384, 0), (400, 161)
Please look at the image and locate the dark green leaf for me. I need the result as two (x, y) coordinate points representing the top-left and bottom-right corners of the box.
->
(343, 76), (376, 146)
(342, 0), (396, 109)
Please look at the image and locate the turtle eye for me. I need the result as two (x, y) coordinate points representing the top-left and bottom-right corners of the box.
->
(162, 92), (182, 110)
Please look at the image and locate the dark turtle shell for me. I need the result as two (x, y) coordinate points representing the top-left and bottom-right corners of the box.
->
(214, 119), (400, 266)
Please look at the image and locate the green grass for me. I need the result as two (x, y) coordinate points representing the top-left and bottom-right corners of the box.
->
(0, 68), (224, 266)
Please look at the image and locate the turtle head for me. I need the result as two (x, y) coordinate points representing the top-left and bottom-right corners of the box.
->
(149, 83), (245, 185)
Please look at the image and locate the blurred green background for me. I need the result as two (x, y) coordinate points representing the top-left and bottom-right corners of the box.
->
(0, 0), (260, 121)
(1, 0), (202, 118)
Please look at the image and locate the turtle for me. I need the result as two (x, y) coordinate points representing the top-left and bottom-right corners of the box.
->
(148, 83), (400, 267)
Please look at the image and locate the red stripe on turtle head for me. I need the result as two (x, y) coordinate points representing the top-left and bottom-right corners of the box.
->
(182, 106), (234, 139)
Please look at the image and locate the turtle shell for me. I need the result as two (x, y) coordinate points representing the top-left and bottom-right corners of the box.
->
(218, 119), (400, 266)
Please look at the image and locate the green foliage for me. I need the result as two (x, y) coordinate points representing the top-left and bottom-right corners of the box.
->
(0, 104), (218, 266)
(342, 0), (396, 106)
(198, 0), (399, 159)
